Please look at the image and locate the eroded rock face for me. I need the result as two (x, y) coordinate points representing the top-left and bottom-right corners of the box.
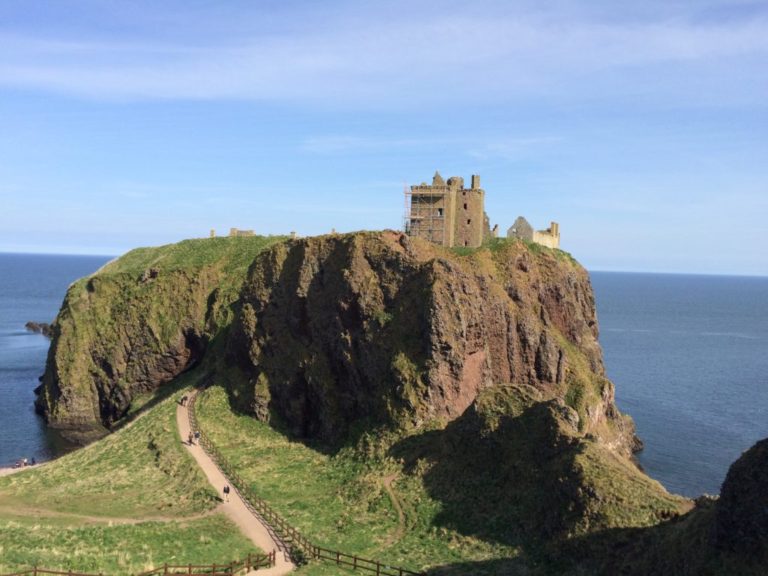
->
(38, 231), (631, 451)
(714, 438), (768, 558)
(36, 268), (223, 443)
(227, 232), (626, 447)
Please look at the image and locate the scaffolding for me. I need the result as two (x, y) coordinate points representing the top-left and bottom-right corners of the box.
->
(403, 184), (448, 246)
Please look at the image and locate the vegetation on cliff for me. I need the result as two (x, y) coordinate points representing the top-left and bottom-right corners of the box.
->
(36, 235), (285, 442)
(29, 230), (767, 574)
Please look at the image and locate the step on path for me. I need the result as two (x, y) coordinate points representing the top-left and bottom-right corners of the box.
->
(176, 392), (295, 575)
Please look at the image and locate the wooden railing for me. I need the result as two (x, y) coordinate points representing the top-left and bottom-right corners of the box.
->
(136, 550), (275, 575)
(1, 551), (274, 576)
(187, 389), (424, 576)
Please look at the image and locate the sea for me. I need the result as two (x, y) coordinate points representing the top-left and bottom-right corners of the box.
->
(0, 253), (111, 468)
(591, 271), (768, 497)
(0, 253), (766, 498)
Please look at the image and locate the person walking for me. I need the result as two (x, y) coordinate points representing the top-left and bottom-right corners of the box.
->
(188, 431), (194, 445)
(223, 484), (230, 502)
(194, 431), (201, 444)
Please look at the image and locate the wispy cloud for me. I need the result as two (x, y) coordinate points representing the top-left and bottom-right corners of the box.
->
(0, 3), (766, 106)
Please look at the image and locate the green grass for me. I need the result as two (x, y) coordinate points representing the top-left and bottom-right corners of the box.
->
(0, 394), (216, 518)
(0, 389), (264, 573)
(195, 385), (521, 575)
(0, 513), (257, 574)
(96, 235), (288, 277)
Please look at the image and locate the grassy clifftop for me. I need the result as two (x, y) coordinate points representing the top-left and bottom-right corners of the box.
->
(36, 235), (286, 443)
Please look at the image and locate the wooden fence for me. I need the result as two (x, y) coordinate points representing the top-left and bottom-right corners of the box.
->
(187, 390), (424, 576)
(136, 550), (275, 575)
(1, 552), (274, 576)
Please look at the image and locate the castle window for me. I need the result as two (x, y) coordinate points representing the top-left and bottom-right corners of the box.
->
(467, 219), (471, 225)
(463, 203), (467, 210)
(437, 208), (444, 217)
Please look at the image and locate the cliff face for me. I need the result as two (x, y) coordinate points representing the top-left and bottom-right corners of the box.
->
(38, 230), (634, 458)
(36, 236), (283, 442)
(226, 231), (632, 451)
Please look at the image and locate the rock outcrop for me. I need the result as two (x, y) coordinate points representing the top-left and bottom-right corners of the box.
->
(35, 236), (284, 443)
(25, 321), (53, 337)
(227, 231), (631, 451)
(714, 438), (768, 558)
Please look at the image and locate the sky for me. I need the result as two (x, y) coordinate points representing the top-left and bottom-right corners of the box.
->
(0, 0), (766, 275)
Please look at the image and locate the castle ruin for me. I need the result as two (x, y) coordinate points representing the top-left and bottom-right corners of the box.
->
(404, 172), (560, 249)
(405, 172), (487, 248)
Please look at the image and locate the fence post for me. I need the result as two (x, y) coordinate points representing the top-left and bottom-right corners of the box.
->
(246, 553), (251, 572)
(188, 563), (192, 575)
(163, 563), (168, 575)
(354, 556), (358, 569)
(376, 561), (381, 576)
(336, 551), (340, 565)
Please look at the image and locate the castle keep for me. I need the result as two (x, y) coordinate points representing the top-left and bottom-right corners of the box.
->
(404, 172), (560, 249)
(405, 172), (486, 248)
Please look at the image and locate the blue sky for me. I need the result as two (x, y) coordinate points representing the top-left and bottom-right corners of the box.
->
(0, 1), (766, 275)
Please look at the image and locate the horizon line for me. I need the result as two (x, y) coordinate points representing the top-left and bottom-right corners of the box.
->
(1, 249), (765, 279)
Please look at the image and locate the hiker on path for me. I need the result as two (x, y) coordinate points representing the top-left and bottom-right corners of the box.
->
(223, 484), (230, 502)
(188, 431), (194, 445)
(180, 394), (188, 406)
(194, 431), (201, 444)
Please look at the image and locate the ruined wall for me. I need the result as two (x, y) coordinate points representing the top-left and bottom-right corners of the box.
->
(533, 230), (560, 249)
(453, 188), (485, 247)
(407, 172), (485, 248)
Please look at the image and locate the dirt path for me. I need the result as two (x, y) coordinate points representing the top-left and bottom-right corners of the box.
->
(381, 473), (406, 548)
(177, 391), (294, 575)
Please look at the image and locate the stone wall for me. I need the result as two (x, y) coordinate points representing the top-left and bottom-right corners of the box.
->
(452, 187), (485, 247)
(407, 172), (485, 248)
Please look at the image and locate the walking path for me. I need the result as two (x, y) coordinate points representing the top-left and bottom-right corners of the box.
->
(176, 392), (295, 576)
(380, 473), (406, 548)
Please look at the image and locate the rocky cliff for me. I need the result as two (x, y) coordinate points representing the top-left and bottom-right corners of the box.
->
(35, 236), (284, 442)
(35, 230), (767, 571)
(226, 231), (633, 453)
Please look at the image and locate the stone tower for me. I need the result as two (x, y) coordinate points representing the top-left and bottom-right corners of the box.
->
(405, 172), (485, 248)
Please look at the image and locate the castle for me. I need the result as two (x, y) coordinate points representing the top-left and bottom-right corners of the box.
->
(404, 172), (560, 249)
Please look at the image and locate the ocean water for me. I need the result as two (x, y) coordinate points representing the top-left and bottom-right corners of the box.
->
(0, 255), (765, 498)
(591, 272), (768, 497)
(0, 253), (110, 467)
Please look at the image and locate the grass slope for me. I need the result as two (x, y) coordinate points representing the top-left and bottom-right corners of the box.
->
(195, 385), (522, 575)
(97, 236), (288, 277)
(0, 391), (258, 573)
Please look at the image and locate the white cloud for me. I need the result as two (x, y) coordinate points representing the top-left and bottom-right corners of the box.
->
(0, 4), (766, 105)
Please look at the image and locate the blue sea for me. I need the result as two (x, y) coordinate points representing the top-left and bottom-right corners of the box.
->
(0, 253), (111, 468)
(591, 272), (768, 497)
(0, 254), (765, 498)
